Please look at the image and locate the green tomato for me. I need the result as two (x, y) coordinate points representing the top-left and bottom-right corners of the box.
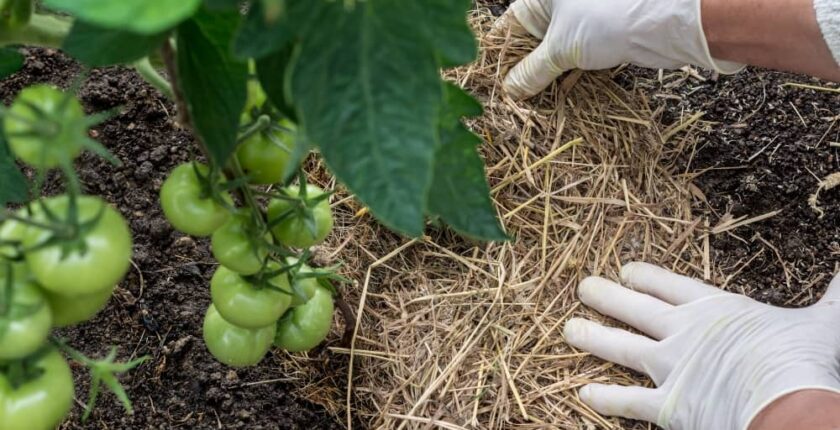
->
(236, 119), (296, 185)
(160, 163), (231, 237)
(0, 348), (74, 430)
(42, 283), (114, 327)
(210, 265), (292, 329)
(244, 78), (268, 114)
(282, 257), (318, 307)
(0, 215), (28, 259)
(274, 284), (333, 353)
(0, 264), (52, 360)
(211, 213), (271, 276)
(23, 195), (132, 296)
(203, 304), (276, 368)
(267, 184), (334, 248)
(3, 84), (86, 168)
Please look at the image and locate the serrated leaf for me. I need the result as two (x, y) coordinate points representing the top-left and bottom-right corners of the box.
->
(420, 0), (477, 68)
(0, 48), (23, 79)
(427, 84), (506, 241)
(0, 124), (29, 206)
(233, 0), (295, 59)
(176, 8), (248, 165)
(43, 0), (202, 35)
(255, 43), (296, 120)
(287, 0), (476, 236)
(63, 21), (168, 67)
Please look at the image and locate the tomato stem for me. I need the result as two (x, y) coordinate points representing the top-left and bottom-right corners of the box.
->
(237, 114), (271, 144)
(0, 13), (69, 49)
(132, 57), (174, 99)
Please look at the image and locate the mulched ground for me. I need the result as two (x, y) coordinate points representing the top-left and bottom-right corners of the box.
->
(1, 14), (837, 430)
(617, 66), (838, 305)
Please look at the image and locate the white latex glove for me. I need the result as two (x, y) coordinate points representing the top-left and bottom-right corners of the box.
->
(500, 0), (744, 98)
(565, 262), (840, 430)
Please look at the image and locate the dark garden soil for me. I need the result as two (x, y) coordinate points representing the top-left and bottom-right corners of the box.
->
(616, 67), (839, 306)
(1, 48), (345, 430)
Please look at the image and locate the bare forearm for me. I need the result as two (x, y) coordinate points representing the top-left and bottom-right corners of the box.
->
(702, 0), (840, 81)
(749, 390), (840, 430)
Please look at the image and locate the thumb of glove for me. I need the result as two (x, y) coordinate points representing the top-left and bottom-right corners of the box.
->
(503, 40), (569, 99)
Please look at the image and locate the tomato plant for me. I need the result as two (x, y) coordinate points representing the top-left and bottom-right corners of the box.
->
(274, 284), (334, 353)
(43, 283), (114, 327)
(3, 84), (85, 168)
(0, 264), (51, 359)
(267, 184), (334, 249)
(0, 0), (507, 382)
(23, 195), (132, 295)
(0, 348), (74, 430)
(203, 304), (276, 368)
(236, 118), (295, 185)
(160, 163), (232, 237)
(211, 212), (271, 275)
(210, 264), (291, 329)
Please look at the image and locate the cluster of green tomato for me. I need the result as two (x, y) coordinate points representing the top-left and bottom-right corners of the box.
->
(0, 85), (133, 430)
(159, 80), (336, 367)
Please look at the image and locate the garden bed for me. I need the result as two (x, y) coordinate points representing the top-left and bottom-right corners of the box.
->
(1, 4), (837, 429)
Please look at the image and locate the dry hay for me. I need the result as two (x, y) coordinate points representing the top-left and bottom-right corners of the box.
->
(273, 6), (721, 430)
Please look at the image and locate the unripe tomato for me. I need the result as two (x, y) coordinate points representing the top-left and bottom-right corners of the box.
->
(42, 283), (115, 327)
(3, 84), (86, 168)
(244, 79), (267, 114)
(203, 304), (276, 367)
(160, 163), (232, 237)
(0, 263), (52, 360)
(282, 257), (318, 306)
(267, 184), (334, 248)
(0, 348), (74, 430)
(210, 265), (292, 329)
(23, 195), (132, 296)
(0, 214), (28, 259)
(236, 117), (296, 185)
(211, 213), (271, 276)
(274, 284), (333, 352)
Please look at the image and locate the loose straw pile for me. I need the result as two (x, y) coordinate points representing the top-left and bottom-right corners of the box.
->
(273, 6), (715, 429)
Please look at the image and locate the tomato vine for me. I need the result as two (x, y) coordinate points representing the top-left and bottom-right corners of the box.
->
(0, 1), (507, 427)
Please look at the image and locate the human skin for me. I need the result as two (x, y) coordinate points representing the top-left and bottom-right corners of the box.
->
(702, 0), (840, 81)
(749, 390), (840, 430)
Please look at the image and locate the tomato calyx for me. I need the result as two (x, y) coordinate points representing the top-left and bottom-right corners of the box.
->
(189, 162), (236, 208)
(0, 344), (54, 389)
(0, 262), (41, 329)
(52, 338), (149, 420)
(266, 182), (333, 240)
(2, 88), (118, 168)
(22, 196), (108, 259)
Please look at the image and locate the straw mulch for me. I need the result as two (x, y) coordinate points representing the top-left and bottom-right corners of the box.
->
(278, 6), (719, 430)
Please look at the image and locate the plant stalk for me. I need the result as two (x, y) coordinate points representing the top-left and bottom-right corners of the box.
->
(132, 58), (173, 99)
(0, 13), (69, 48)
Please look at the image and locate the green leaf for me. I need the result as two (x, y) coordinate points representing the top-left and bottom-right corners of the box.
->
(43, 0), (202, 35)
(420, 0), (477, 68)
(428, 84), (506, 241)
(232, 0), (294, 59)
(204, 0), (240, 10)
(255, 44), (296, 120)
(0, 124), (29, 206)
(287, 0), (476, 236)
(63, 21), (168, 67)
(0, 48), (23, 79)
(176, 8), (248, 165)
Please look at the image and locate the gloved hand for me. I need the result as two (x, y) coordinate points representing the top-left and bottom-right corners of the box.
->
(565, 262), (840, 430)
(499, 0), (744, 98)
